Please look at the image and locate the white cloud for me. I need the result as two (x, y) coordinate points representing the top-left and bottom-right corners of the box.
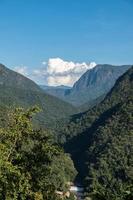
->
(14, 66), (28, 76)
(13, 58), (96, 86)
(47, 58), (95, 75)
(45, 58), (96, 86)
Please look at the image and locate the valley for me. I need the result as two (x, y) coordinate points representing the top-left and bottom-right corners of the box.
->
(1, 0), (133, 199)
(0, 63), (132, 200)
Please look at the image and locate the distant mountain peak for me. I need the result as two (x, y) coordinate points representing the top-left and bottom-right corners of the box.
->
(42, 64), (131, 107)
(87, 62), (97, 69)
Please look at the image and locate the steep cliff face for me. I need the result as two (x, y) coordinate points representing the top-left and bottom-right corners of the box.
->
(72, 64), (128, 90)
(42, 64), (131, 107)
(67, 64), (131, 105)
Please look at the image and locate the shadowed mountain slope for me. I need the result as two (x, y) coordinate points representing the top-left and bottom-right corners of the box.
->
(0, 64), (78, 127)
(62, 66), (133, 194)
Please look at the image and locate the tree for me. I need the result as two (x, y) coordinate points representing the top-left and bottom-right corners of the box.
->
(0, 106), (77, 199)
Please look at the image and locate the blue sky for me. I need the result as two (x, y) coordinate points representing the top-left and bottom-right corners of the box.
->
(0, 0), (133, 85)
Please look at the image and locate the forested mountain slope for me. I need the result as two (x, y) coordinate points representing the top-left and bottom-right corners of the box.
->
(40, 85), (71, 98)
(85, 93), (133, 200)
(0, 64), (78, 199)
(63, 66), (133, 142)
(0, 63), (40, 91)
(0, 64), (78, 127)
(62, 66), (133, 199)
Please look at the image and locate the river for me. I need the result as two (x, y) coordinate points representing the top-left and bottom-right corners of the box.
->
(70, 185), (84, 200)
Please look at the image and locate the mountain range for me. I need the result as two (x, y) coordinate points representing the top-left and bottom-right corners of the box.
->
(41, 64), (131, 106)
(0, 63), (77, 127)
(0, 63), (131, 128)
(0, 62), (132, 199)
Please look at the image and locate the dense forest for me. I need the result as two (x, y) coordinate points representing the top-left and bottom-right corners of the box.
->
(0, 106), (77, 199)
(0, 64), (132, 200)
(60, 66), (133, 199)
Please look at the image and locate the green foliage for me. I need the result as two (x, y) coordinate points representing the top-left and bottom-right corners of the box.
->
(0, 85), (78, 128)
(50, 153), (77, 192)
(85, 100), (133, 200)
(0, 106), (77, 200)
(60, 66), (133, 199)
(0, 64), (132, 200)
(0, 64), (78, 130)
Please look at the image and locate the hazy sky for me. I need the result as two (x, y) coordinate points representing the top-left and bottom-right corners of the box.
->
(0, 0), (133, 85)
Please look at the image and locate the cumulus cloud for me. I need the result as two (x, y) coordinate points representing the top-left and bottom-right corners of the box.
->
(13, 58), (96, 86)
(46, 58), (95, 75)
(45, 58), (96, 86)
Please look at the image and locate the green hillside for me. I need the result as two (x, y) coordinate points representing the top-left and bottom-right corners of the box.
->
(62, 66), (133, 142)
(62, 66), (133, 199)
(85, 94), (133, 200)
(0, 64), (78, 128)
(0, 63), (132, 199)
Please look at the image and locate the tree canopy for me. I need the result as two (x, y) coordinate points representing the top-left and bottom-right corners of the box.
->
(0, 106), (77, 200)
